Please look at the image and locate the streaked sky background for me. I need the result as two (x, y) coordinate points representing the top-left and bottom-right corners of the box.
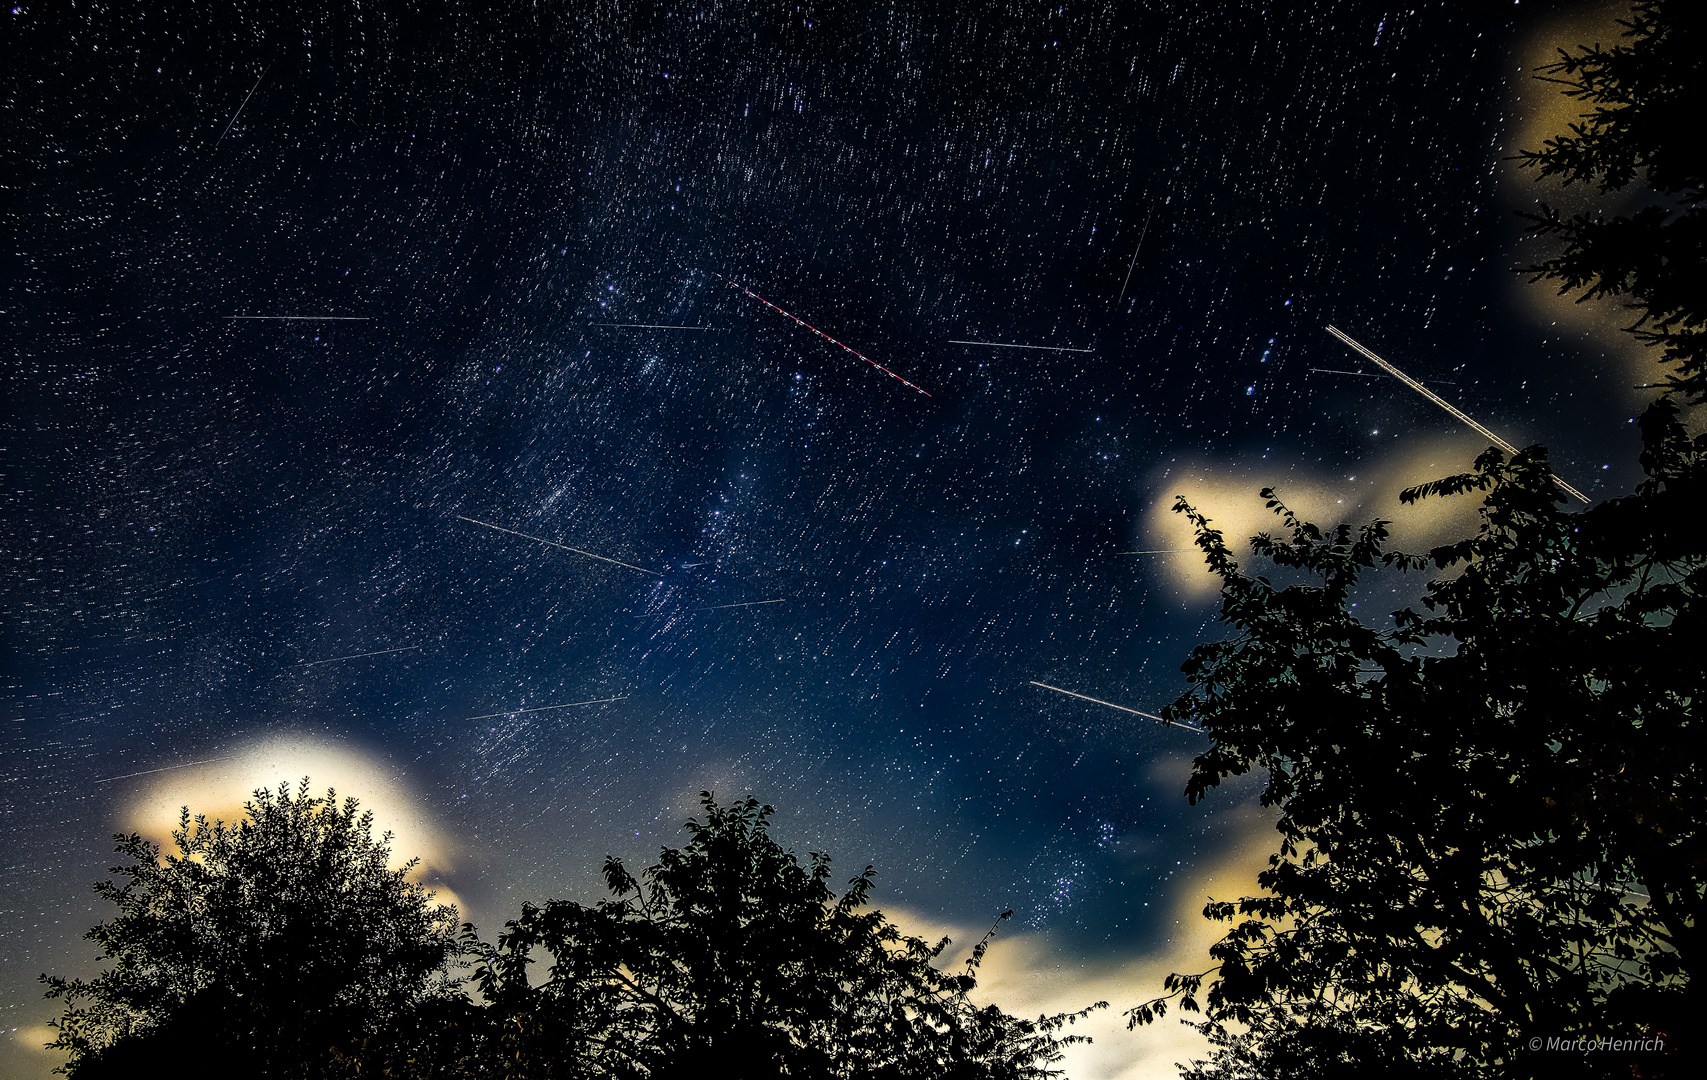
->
(3, 1), (1647, 1074)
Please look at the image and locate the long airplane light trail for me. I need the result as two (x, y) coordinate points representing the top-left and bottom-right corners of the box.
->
(467, 696), (627, 721)
(949, 340), (1094, 353)
(1029, 681), (1205, 733)
(227, 316), (371, 321)
(1325, 326), (1589, 503)
(457, 515), (660, 575)
(732, 282), (931, 396)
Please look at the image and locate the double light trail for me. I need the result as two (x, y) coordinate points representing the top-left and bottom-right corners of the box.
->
(732, 282), (931, 396)
(1325, 326), (1589, 503)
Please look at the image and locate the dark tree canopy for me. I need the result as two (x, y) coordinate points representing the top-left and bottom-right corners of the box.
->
(1134, 417), (1700, 1077)
(42, 779), (464, 1078)
(1517, 0), (1706, 397)
(466, 792), (1104, 1080)
(46, 788), (1098, 1079)
(1130, 5), (1703, 1075)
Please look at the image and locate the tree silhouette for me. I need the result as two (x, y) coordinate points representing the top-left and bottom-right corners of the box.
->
(467, 792), (1104, 1079)
(42, 779), (464, 1078)
(1517, 0), (1705, 398)
(1130, 6), (1701, 1075)
(1133, 425), (1699, 1076)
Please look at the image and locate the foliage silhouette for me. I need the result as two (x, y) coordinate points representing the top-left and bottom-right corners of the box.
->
(41, 779), (464, 1078)
(464, 791), (1105, 1079)
(1516, 0), (1705, 398)
(1130, 6), (1702, 1075)
(1134, 424), (1700, 1076)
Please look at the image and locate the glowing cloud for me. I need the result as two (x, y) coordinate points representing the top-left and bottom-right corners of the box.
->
(119, 732), (461, 907)
(1506, 1), (1663, 394)
(888, 810), (1278, 1079)
(1142, 430), (1495, 599)
(1141, 462), (1342, 599)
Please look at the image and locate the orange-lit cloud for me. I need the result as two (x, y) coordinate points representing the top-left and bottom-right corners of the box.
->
(4, 1027), (63, 1071)
(1141, 433), (1491, 598)
(888, 808), (1279, 1079)
(1505, 1), (1635, 210)
(120, 732), (462, 911)
(1505, 2), (1664, 393)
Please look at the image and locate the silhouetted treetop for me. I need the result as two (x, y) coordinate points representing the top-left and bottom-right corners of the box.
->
(1517, 0), (1706, 396)
(471, 791), (1105, 1079)
(1134, 414), (1700, 1077)
(42, 779), (463, 1078)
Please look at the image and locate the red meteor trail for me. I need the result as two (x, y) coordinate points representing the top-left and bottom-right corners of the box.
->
(731, 282), (931, 396)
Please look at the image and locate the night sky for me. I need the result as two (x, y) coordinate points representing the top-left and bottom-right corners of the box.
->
(3, 1), (1650, 1075)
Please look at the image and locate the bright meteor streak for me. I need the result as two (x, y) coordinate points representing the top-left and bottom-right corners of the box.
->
(467, 696), (627, 721)
(1114, 549), (1195, 555)
(1029, 680), (1205, 733)
(457, 515), (660, 575)
(95, 758), (233, 784)
(698, 599), (788, 610)
(592, 323), (725, 330)
(298, 646), (420, 667)
(1325, 326), (1589, 503)
(1114, 206), (1153, 308)
(227, 316), (371, 321)
(213, 65), (269, 151)
(949, 340), (1094, 354)
(731, 282), (931, 396)
(1309, 366), (1457, 386)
